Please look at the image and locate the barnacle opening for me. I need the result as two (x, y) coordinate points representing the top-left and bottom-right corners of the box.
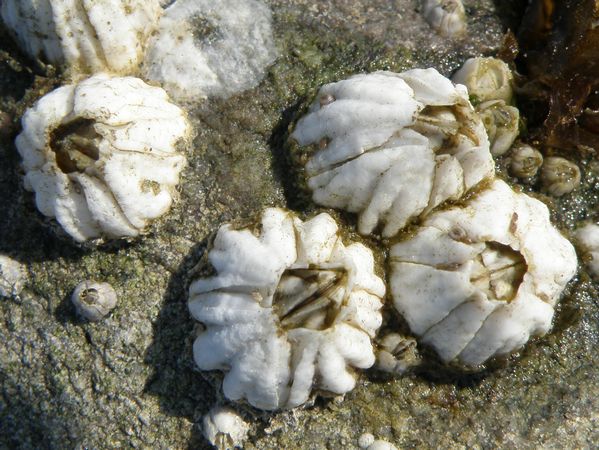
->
(50, 118), (100, 174)
(470, 241), (527, 302)
(273, 267), (348, 331)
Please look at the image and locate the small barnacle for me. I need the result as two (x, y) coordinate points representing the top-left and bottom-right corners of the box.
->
(16, 74), (190, 243)
(478, 100), (520, 156)
(421, 0), (467, 38)
(540, 156), (581, 197)
(575, 222), (599, 280)
(0, 255), (26, 298)
(452, 57), (515, 105)
(389, 180), (577, 367)
(358, 434), (399, 450)
(188, 208), (385, 410)
(142, 0), (277, 102)
(508, 142), (543, 179)
(1, 0), (162, 78)
(376, 333), (421, 375)
(71, 280), (117, 322)
(291, 69), (494, 238)
(202, 406), (249, 450)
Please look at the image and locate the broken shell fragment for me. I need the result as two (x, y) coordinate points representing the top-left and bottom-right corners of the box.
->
(421, 0), (467, 38)
(142, 0), (277, 102)
(540, 156), (581, 197)
(389, 180), (577, 367)
(71, 280), (117, 321)
(452, 57), (515, 105)
(203, 406), (249, 450)
(16, 73), (190, 243)
(576, 222), (599, 280)
(478, 100), (520, 156)
(509, 143), (543, 179)
(1, 0), (162, 77)
(188, 208), (385, 410)
(291, 69), (494, 238)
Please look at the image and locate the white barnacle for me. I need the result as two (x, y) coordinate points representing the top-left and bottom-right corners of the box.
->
(16, 73), (190, 243)
(188, 208), (385, 410)
(291, 69), (494, 238)
(452, 57), (514, 105)
(389, 179), (577, 367)
(478, 100), (520, 156)
(358, 434), (399, 450)
(71, 280), (117, 321)
(575, 222), (599, 280)
(1, 0), (161, 78)
(376, 333), (421, 375)
(421, 0), (467, 38)
(509, 143), (543, 179)
(203, 406), (249, 450)
(540, 156), (581, 197)
(142, 0), (277, 102)
(0, 255), (26, 298)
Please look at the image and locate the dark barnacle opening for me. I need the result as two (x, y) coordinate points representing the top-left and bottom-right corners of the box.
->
(49, 118), (101, 174)
(273, 267), (348, 331)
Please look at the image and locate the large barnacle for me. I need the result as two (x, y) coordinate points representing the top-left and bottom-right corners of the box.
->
(291, 69), (494, 238)
(16, 74), (190, 243)
(188, 208), (385, 410)
(1, 0), (161, 77)
(389, 180), (577, 367)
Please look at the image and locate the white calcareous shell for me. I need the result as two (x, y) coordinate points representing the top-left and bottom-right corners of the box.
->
(389, 179), (577, 367)
(188, 208), (385, 410)
(16, 74), (190, 243)
(509, 143), (543, 179)
(452, 57), (514, 105)
(421, 0), (467, 37)
(540, 156), (581, 197)
(1, 0), (161, 77)
(71, 280), (117, 321)
(202, 406), (249, 450)
(478, 100), (520, 156)
(143, 0), (277, 102)
(0, 255), (26, 298)
(291, 69), (494, 238)
(376, 332), (420, 375)
(576, 222), (599, 280)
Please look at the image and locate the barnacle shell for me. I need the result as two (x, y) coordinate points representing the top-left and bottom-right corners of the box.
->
(540, 156), (581, 197)
(0, 255), (25, 298)
(291, 69), (494, 238)
(478, 100), (520, 156)
(509, 143), (543, 179)
(71, 280), (117, 321)
(421, 0), (467, 38)
(389, 179), (577, 367)
(576, 222), (599, 280)
(452, 57), (514, 105)
(202, 406), (249, 450)
(188, 208), (385, 410)
(376, 333), (420, 375)
(142, 0), (277, 102)
(1, 0), (161, 77)
(16, 73), (190, 243)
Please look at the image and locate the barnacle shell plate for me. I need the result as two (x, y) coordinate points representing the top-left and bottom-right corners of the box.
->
(292, 69), (494, 238)
(188, 208), (385, 410)
(16, 74), (189, 243)
(389, 180), (577, 367)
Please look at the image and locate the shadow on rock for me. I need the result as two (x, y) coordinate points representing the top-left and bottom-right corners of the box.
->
(143, 237), (218, 450)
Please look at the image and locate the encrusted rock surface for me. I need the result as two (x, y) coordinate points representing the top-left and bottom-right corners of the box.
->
(1, 1), (597, 449)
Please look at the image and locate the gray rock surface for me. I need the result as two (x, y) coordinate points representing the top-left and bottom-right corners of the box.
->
(1, 1), (597, 449)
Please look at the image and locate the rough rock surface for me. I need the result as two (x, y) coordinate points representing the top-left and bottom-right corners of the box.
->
(1, 1), (597, 449)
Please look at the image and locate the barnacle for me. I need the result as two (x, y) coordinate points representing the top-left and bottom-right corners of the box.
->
(291, 69), (494, 238)
(1, 0), (161, 77)
(71, 280), (117, 321)
(452, 57), (515, 105)
(16, 73), (190, 243)
(0, 255), (25, 298)
(509, 143), (544, 179)
(188, 208), (385, 410)
(540, 156), (581, 197)
(421, 0), (467, 38)
(203, 406), (249, 450)
(576, 222), (599, 280)
(142, 0), (277, 102)
(478, 100), (520, 156)
(389, 180), (577, 367)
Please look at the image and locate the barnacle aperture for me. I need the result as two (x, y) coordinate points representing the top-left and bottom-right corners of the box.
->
(49, 119), (101, 174)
